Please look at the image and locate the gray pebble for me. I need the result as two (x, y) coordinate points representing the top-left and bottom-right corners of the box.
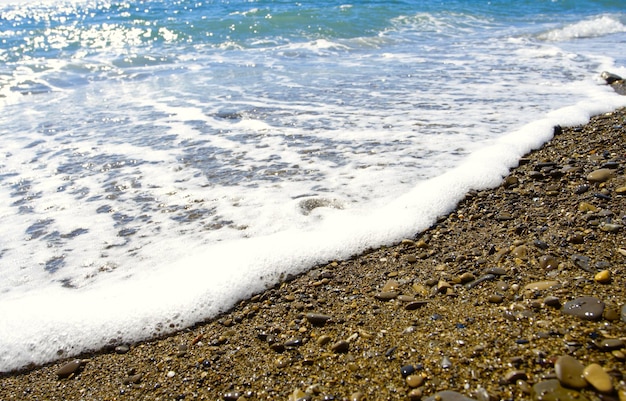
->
(562, 297), (605, 321)
(424, 390), (477, 401)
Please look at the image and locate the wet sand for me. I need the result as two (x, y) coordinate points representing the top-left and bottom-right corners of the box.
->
(1, 105), (625, 401)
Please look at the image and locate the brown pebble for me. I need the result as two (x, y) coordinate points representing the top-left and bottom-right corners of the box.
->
(305, 312), (332, 326)
(583, 363), (613, 393)
(331, 340), (349, 353)
(374, 291), (399, 300)
(587, 168), (615, 183)
(555, 355), (587, 389)
(406, 374), (424, 388)
(504, 370), (527, 383)
(423, 390), (476, 401)
(56, 359), (83, 379)
(488, 294), (503, 304)
(408, 388), (423, 401)
(595, 338), (625, 351)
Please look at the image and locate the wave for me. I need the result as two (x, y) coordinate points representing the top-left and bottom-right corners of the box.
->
(538, 14), (626, 42)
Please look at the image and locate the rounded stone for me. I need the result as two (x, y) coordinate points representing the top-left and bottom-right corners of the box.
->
(531, 379), (590, 401)
(56, 359), (83, 379)
(488, 294), (503, 304)
(562, 297), (605, 321)
(406, 374), (424, 388)
(595, 338), (625, 351)
(594, 270), (611, 284)
(538, 255), (559, 270)
(331, 340), (349, 353)
(587, 168), (615, 183)
(555, 355), (587, 389)
(305, 313), (332, 326)
(583, 363), (613, 393)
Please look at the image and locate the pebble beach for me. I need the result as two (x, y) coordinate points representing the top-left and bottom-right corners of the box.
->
(1, 94), (626, 400)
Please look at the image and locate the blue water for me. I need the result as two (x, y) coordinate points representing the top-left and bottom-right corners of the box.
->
(1, 0), (626, 372)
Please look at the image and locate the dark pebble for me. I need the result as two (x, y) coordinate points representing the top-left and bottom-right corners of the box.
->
(574, 184), (590, 194)
(285, 337), (303, 347)
(122, 374), (143, 385)
(562, 297), (605, 321)
(305, 313), (331, 326)
(464, 274), (496, 289)
(401, 364), (416, 377)
(115, 345), (130, 354)
(331, 340), (349, 353)
(504, 370), (528, 383)
(543, 296), (561, 308)
(405, 300), (429, 310)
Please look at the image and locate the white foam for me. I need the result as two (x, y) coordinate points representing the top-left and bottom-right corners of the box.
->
(2, 89), (626, 371)
(539, 15), (626, 42)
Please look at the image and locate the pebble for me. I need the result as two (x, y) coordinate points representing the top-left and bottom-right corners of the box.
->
(305, 313), (332, 326)
(582, 363), (613, 393)
(538, 255), (559, 270)
(401, 364), (416, 377)
(374, 291), (398, 301)
(594, 270), (611, 283)
(524, 281), (559, 291)
(424, 390), (477, 401)
(331, 340), (349, 353)
(350, 391), (365, 401)
(487, 294), (503, 304)
(561, 296), (605, 321)
(543, 296), (561, 308)
(623, 304), (626, 322)
(587, 168), (615, 183)
(115, 344), (130, 354)
(531, 379), (589, 401)
(595, 338), (625, 351)
(56, 359), (83, 379)
(554, 355), (587, 389)
(504, 370), (527, 383)
(406, 374), (424, 388)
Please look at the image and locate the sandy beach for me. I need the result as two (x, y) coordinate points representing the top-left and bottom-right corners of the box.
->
(1, 99), (625, 400)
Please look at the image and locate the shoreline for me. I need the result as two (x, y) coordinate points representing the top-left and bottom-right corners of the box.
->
(2, 105), (626, 400)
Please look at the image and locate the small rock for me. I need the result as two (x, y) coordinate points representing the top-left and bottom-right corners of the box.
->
(555, 355), (587, 389)
(543, 296), (561, 308)
(488, 294), (503, 304)
(56, 359), (83, 379)
(595, 338), (625, 351)
(524, 281), (559, 291)
(382, 279), (401, 292)
(405, 300), (428, 310)
(122, 374), (143, 385)
(583, 363), (613, 393)
(305, 313), (332, 326)
(442, 356), (452, 369)
(374, 291), (398, 301)
(424, 390), (477, 401)
(115, 344), (130, 354)
(594, 270), (611, 284)
(504, 370), (528, 384)
(406, 374), (424, 388)
(331, 340), (349, 353)
(401, 364), (416, 377)
(531, 379), (590, 401)
(350, 391), (365, 401)
(562, 297), (605, 321)
(587, 169), (615, 183)
(538, 255), (559, 270)
(408, 388), (423, 401)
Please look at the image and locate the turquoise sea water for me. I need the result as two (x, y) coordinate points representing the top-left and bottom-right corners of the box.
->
(1, 0), (626, 371)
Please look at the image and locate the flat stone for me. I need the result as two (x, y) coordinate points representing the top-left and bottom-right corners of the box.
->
(382, 279), (401, 292)
(305, 313), (332, 326)
(531, 379), (590, 401)
(583, 363), (613, 393)
(424, 390), (477, 401)
(406, 374), (424, 388)
(56, 359), (83, 379)
(562, 297), (605, 321)
(538, 255), (559, 270)
(622, 304), (626, 322)
(331, 340), (349, 353)
(504, 370), (528, 383)
(374, 291), (398, 300)
(595, 338), (625, 351)
(555, 355), (587, 389)
(587, 168), (615, 183)
(524, 281), (559, 291)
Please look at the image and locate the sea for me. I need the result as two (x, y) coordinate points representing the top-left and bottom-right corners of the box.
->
(1, 0), (626, 372)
